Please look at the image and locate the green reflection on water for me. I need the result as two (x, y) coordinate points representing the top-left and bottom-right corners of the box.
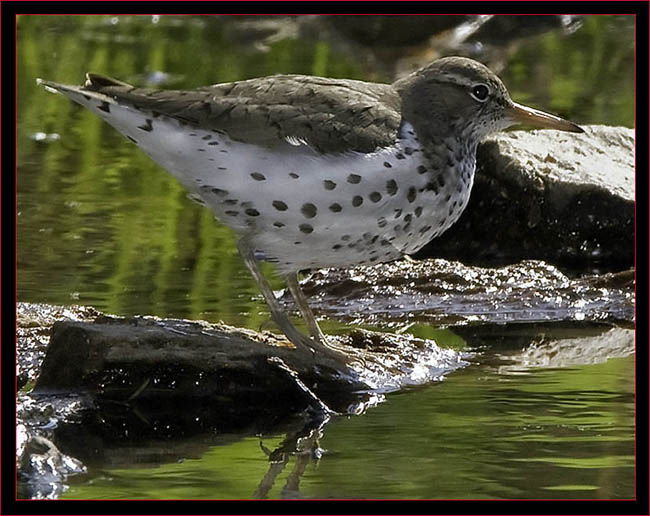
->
(61, 355), (634, 499)
(502, 15), (635, 127)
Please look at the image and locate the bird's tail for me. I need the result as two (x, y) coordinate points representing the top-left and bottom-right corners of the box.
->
(36, 75), (123, 117)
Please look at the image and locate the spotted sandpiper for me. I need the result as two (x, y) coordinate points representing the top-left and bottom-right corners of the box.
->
(39, 56), (583, 363)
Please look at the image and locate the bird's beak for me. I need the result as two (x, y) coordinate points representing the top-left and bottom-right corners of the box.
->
(507, 102), (584, 133)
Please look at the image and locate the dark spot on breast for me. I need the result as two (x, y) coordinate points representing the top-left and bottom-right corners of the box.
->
(394, 209), (403, 218)
(352, 196), (363, 207)
(211, 188), (228, 196)
(404, 147), (414, 155)
(250, 172), (266, 181)
(273, 200), (288, 211)
(299, 224), (313, 234)
(245, 208), (260, 217)
(404, 213), (413, 224)
(377, 217), (387, 228)
(437, 174), (446, 187)
(218, 167), (227, 171)
(98, 101), (111, 113)
(417, 165), (427, 174)
(323, 180), (336, 190)
(202, 134), (212, 140)
(395, 153), (405, 160)
(380, 239), (391, 246)
(419, 225), (432, 235)
(407, 187), (417, 203)
(225, 210), (239, 216)
(329, 203), (342, 213)
(383, 161), (392, 168)
(424, 181), (439, 194)
(386, 179), (398, 196)
(347, 174), (362, 184)
(273, 222), (285, 228)
(222, 199), (238, 205)
(289, 172), (299, 179)
(208, 141), (219, 146)
(332, 244), (342, 250)
(369, 192), (382, 203)
(301, 203), (317, 218)
(415, 206), (423, 217)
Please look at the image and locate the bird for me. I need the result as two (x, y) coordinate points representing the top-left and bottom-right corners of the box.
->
(38, 56), (583, 364)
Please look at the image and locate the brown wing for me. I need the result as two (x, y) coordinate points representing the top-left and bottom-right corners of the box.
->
(83, 73), (403, 154)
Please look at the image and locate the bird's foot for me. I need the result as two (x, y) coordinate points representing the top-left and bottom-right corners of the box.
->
(298, 333), (367, 368)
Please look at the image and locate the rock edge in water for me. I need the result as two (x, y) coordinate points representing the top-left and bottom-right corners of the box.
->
(32, 312), (467, 414)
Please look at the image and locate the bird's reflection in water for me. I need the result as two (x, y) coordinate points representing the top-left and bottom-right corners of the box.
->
(254, 417), (329, 499)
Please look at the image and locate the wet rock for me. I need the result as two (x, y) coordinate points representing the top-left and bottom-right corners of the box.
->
(17, 424), (86, 499)
(18, 302), (465, 471)
(17, 303), (99, 385)
(296, 259), (634, 327)
(492, 326), (635, 371)
(32, 314), (466, 416)
(451, 322), (634, 371)
(34, 316), (360, 411)
(416, 125), (634, 271)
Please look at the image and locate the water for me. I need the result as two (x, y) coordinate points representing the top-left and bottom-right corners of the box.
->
(52, 350), (633, 500)
(16, 15), (635, 499)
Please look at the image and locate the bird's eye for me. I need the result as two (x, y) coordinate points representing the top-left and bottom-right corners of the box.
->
(470, 84), (490, 102)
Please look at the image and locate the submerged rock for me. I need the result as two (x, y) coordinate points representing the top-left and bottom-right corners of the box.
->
(417, 125), (634, 270)
(17, 426), (86, 499)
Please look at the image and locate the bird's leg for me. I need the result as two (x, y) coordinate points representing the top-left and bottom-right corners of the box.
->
(285, 272), (327, 345)
(237, 238), (310, 348)
(237, 238), (350, 363)
(286, 272), (367, 365)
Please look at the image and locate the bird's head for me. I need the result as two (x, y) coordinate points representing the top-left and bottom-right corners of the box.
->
(394, 56), (583, 143)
